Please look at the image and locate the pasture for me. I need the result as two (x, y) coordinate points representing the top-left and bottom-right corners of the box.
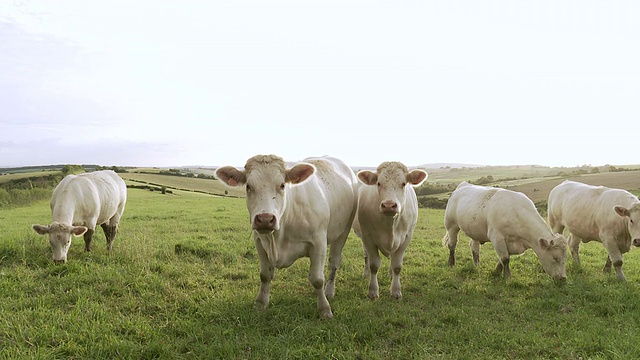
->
(2, 185), (640, 359)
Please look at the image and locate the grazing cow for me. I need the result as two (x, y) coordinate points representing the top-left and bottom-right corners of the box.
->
(352, 161), (427, 300)
(548, 180), (640, 281)
(444, 182), (567, 281)
(215, 155), (357, 319)
(32, 170), (127, 263)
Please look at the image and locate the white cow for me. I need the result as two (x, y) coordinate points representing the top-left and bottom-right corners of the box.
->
(32, 170), (127, 263)
(444, 182), (567, 281)
(352, 161), (427, 300)
(215, 155), (357, 319)
(548, 180), (640, 281)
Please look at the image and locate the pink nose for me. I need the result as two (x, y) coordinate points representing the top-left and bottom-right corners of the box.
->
(254, 213), (277, 230)
(381, 201), (398, 214)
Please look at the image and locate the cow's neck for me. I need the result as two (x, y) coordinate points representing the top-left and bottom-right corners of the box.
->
(51, 201), (75, 225)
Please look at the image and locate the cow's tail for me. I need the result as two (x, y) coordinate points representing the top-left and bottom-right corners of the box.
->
(442, 232), (450, 248)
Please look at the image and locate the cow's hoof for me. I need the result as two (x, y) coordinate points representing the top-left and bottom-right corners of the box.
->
(253, 302), (268, 311)
(319, 309), (334, 319)
(367, 292), (379, 300)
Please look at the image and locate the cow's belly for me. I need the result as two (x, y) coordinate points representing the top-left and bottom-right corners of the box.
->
(258, 238), (308, 269)
(461, 227), (490, 244)
(505, 239), (528, 255)
(566, 226), (601, 242)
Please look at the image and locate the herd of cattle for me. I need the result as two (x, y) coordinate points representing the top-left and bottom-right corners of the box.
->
(31, 155), (640, 318)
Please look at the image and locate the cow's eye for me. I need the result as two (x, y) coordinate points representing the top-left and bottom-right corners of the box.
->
(377, 182), (381, 187)
(246, 184), (251, 192)
(279, 183), (285, 190)
(401, 182), (406, 188)
(631, 219), (634, 224)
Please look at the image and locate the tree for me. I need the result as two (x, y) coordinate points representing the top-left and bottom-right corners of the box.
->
(61, 165), (85, 175)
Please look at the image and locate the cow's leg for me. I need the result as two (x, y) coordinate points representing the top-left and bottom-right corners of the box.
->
(493, 258), (511, 280)
(362, 242), (370, 277)
(107, 224), (118, 254)
(325, 228), (349, 299)
(83, 228), (95, 252)
(490, 233), (511, 280)
(309, 242), (332, 319)
(601, 237), (626, 281)
(389, 235), (411, 300)
(603, 257), (612, 273)
(444, 226), (460, 266)
(101, 222), (118, 253)
(107, 224), (118, 252)
(470, 239), (480, 266)
(253, 239), (274, 310)
(567, 233), (582, 265)
(364, 242), (381, 300)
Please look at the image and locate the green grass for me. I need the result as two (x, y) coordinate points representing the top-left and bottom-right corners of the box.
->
(120, 172), (245, 198)
(0, 170), (62, 183)
(2, 189), (640, 358)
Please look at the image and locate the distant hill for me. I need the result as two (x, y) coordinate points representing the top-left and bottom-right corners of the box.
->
(414, 163), (483, 169)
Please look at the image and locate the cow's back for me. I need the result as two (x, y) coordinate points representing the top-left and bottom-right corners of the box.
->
(446, 182), (538, 241)
(52, 170), (126, 225)
(548, 181), (598, 229)
(445, 182), (494, 239)
(303, 157), (358, 242)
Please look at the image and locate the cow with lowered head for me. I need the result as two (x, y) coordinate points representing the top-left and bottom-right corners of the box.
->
(444, 182), (567, 281)
(32, 170), (127, 263)
(548, 180), (640, 281)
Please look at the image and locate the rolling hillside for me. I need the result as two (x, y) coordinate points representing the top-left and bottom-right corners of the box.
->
(505, 170), (640, 202)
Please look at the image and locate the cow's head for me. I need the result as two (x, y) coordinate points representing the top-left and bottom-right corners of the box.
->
(32, 222), (88, 263)
(357, 162), (427, 217)
(614, 203), (640, 247)
(216, 155), (315, 234)
(537, 234), (568, 281)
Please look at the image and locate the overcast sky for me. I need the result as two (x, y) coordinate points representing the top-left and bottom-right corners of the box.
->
(1, 1), (638, 168)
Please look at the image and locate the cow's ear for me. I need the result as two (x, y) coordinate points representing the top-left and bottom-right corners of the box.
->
(614, 206), (630, 218)
(32, 224), (50, 235)
(286, 163), (315, 184)
(71, 226), (88, 237)
(216, 166), (247, 186)
(538, 237), (550, 249)
(407, 169), (428, 186)
(358, 171), (378, 186)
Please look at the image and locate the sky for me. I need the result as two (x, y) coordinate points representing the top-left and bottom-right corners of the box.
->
(1, 0), (639, 168)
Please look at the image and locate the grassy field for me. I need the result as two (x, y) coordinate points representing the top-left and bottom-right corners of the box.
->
(506, 170), (640, 202)
(0, 170), (62, 184)
(119, 172), (245, 198)
(3, 186), (640, 358)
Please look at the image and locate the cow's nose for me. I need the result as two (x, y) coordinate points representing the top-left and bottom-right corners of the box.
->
(254, 213), (277, 230)
(554, 275), (567, 282)
(633, 239), (640, 247)
(381, 201), (398, 215)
